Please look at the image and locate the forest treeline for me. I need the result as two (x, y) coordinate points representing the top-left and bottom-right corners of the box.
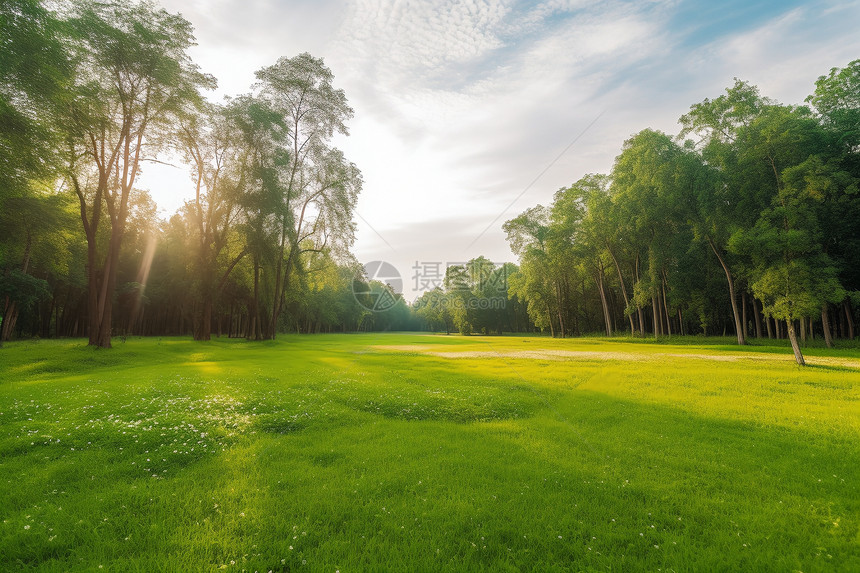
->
(1, 0), (383, 346)
(402, 63), (860, 368)
(2, 1), (859, 365)
(496, 64), (860, 364)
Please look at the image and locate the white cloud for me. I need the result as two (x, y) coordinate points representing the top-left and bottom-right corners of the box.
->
(138, 0), (860, 293)
(328, 1), (668, 256)
(707, 3), (860, 104)
(342, 0), (508, 72)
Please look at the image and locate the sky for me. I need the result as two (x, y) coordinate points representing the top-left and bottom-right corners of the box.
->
(141, 0), (860, 301)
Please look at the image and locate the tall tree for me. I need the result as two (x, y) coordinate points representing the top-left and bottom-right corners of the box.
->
(580, 175), (639, 336)
(226, 94), (288, 340)
(806, 59), (860, 338)
(0, 1), (72, 344)
(254, 53), (361, 339)
(733, 158), (844, 364)
(610, 130), (689, 338)
(63, 0), (214, 347)
(504, 206), (559, 336)
(177, 103), (247, 340)
(678, 80), (774, 344)
(729, 105), (845, 364)
(552, 175), (615, 336)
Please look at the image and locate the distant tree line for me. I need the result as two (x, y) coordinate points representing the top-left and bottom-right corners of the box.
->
(413, 257), (531, 335)
(502, 64), (860, 364)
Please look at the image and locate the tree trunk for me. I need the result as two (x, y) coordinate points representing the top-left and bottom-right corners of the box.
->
(632, 254), (645, 337)
(821, 304), (833, 348)
(838, 302), (846, 338)
(661, 272), (672, 337)
(268, 249), (285, 339)
(636, 306), (645, 337)
(1, 301), (19, 342)
(90, 217), (126, 348)
(546, 302), (555, 338)
(268, 237), (299, 340)
(652, 294), (660, 338)
(0, 295), (7, 346)
(59, 287), (70, 338)
(596, 263), (612, 336)
(765, 313), (773, 339)
(843, 299), (854, 340)
(753, 297), (763, 339)
(661, 288), (669, 335)
(86, 239), (100, 345)
(1, 252), (27, 342)
(707, 237), (745, 345)
(194, 298), (213, 341)
(608, 248), (635, 336)
(249, 259), (261, 341)
(786, 319), (805, 366)
(95, 231), (121, 349)
(555, 281), (566, 338)
(741, 291), (748, 339)
(799, 316), (806, 344)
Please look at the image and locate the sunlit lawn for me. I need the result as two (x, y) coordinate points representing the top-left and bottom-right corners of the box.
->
(1, 334), (858, 571)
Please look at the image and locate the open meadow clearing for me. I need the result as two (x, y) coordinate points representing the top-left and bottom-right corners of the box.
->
(1, 334), (858, 571)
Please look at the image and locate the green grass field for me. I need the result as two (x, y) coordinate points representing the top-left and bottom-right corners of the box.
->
(1, 334), (858, 572)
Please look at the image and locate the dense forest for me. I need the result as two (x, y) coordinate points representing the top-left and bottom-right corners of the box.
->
(499, 65), (860, 365)
(2, 1), (859, 365)
(1, 0), (379, 345)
